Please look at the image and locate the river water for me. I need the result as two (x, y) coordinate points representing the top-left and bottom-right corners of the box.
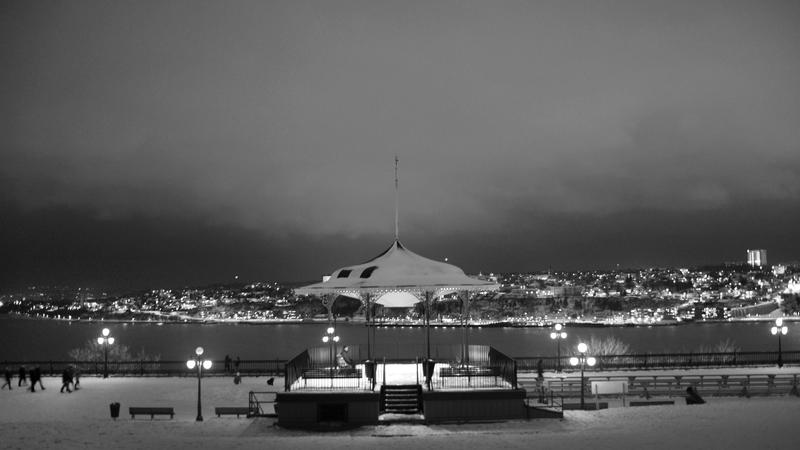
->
(1, 316), (797, 362)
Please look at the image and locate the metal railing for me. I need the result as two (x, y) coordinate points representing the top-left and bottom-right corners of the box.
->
(248, 391), (277, 417)
(1, 359), (285, 378)
(526, 373), (800, 400)
(430, 345), (517, 390)
(515, 350), (800, 372)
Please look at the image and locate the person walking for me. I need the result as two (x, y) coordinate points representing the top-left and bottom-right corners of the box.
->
(1, 366), (12, 390)
(234, 356), (241, 372)
(29, 366), (44, 392)
(536, 359), (545, 403)
(60, 366), (73, 393)
(73, 366), (81, 390)
(224, 355), (232, 373)
(18, 365), (27, 387)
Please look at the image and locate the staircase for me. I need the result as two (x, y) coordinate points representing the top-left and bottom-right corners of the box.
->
(380, 384), (422, 415)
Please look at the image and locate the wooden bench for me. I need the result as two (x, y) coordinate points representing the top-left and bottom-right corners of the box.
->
(629, 400), (675, 407)
(214, 406), (251, 418)
(129, 407), (174, 419)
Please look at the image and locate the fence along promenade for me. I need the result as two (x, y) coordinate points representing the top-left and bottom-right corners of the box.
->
(515, 350), (800, 372)
(3, 350), (798, 378)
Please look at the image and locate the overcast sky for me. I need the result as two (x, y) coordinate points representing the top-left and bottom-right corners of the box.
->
(2, 0), (799, 290)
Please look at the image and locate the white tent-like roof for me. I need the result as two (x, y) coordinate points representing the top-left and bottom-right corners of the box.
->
(294, 239), (499, 306)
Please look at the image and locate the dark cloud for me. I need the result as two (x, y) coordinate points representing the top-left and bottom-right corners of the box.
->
(1, 1), (799, 289)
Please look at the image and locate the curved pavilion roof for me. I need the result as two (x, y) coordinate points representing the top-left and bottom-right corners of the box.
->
(294, 239), (499, 301)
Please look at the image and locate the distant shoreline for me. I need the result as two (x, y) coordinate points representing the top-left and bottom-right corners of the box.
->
(3, 312), (793, 327)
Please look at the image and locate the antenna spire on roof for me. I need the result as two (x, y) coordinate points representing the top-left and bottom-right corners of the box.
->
(394, 155), (399, 242)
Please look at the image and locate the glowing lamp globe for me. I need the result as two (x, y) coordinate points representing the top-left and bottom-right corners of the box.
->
(97, 337), (104, 344)
(195, 347), (204, 356)
(569, 357), (579, 366)
(577, 342), (588, 353)
(202, 360), (212, 370)
(554, 324), (563, 331)
(587, 357), (597, 367)
(186, 360), (196, 369)
(550, 332), (557, 339)
(322, 336), (329, 343)
(108, 337), (115, 345)
(102, 328), (110, 337)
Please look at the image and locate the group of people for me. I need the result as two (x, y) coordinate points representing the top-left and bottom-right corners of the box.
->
(1, 365), (47, 392)
(60, 365), (81, 393)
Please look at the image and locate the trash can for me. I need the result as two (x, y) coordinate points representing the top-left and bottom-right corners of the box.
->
(109, 402), (120, 420)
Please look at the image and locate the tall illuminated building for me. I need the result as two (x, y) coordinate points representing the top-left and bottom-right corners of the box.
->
(747, 249), (767, 267)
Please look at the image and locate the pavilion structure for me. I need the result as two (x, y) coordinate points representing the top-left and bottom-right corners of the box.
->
(294, 238), (500, 365)
(275, 237), (533, 427)
(274, 159), (529, 427)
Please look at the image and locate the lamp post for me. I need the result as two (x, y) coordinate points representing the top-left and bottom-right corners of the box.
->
(550, 323), (567, 372)
(569, 342), (596, 410)
(322, 327), (339, 388)
(186, 346), (212, 421)
(770, 318), (789, 368)
(96, 328), (115, 379)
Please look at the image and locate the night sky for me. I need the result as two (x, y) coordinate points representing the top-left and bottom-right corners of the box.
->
(2, 1), (799, 290)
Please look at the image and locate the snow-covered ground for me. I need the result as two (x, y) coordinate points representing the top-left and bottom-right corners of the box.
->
(1, 373), (798, 449)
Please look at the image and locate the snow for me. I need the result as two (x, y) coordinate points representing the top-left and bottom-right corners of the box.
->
(1, 373), (799, 449)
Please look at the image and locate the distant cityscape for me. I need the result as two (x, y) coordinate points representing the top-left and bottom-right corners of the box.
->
(2, 250), (799, 326)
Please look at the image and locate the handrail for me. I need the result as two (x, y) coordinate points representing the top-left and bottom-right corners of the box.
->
(515, 350), (800, 372)
(0, 359), (286, 377)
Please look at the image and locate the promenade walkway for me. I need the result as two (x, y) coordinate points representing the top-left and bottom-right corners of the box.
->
(0, 373), (798, 449)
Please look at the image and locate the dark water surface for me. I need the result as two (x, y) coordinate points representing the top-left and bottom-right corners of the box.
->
(1, 316), (797, 361)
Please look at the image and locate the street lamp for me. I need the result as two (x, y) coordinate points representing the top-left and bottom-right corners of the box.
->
(96, 328), (115, 379)
(569, 342), (596, 410)
(322, 327), (339, 388)
(186, 346), (212, 421)
(770, 318), (789, 368)
(550, 323), (567, 372)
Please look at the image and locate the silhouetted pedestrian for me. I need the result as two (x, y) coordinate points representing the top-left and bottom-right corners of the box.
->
(1, 366), (12, 390)
(18, 366), (27, 387)
(234, 356), (241, 371)
(60, 366), (73, 393)
(29, 366), (44, 392)
(224, 354), (232, 373)
(536, 359), (545, 403)
(73, 366), (81, 390)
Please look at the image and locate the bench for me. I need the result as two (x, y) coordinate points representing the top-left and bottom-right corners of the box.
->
(629, 400), (675, 407)
(129, 407), (174, 419)
(214, 406), (251, 418)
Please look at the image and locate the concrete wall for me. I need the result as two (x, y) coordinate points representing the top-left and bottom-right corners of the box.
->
(422, 389), (527, 422)
(275, 392), (380, 428)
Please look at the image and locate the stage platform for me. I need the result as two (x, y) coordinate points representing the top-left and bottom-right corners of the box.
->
(288, 362), (514, 392)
